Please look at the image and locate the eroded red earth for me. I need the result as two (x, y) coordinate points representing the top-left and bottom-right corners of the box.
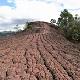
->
(0, 21), (80, 80)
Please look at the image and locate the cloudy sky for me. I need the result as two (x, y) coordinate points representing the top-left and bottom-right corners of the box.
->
(0, 0), (80, 31)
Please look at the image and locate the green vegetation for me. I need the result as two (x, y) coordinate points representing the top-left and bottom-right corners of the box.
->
(50, 19), (56, 24)
(57, 9), (80, 42)
(24, 22), (32, 30)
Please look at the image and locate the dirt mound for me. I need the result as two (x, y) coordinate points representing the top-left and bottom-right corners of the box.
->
(0, 21), (80, 80)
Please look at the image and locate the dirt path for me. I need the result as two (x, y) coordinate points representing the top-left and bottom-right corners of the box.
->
(0, 22), (80, 80)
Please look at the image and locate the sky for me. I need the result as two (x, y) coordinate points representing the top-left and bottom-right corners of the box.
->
(0, 0), (80, 31)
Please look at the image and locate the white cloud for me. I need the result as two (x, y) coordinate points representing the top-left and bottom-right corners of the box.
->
(14, 0), (60, 21)
(8, 0), (80, 21)
(0, 6), (15, 24)
(0, 0), (80, 22)
(57, 0), (80, 9)
(56, 0), (80, 16)
(0, 0), (80, 31)
(7, 0), (15, 3)
(0, 0), (60, 21)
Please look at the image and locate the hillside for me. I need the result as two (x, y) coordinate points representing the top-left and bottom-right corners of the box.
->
(0, 21), (80, 80)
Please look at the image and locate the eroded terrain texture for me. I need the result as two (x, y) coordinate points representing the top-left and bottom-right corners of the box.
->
(0, 22), (80, 80)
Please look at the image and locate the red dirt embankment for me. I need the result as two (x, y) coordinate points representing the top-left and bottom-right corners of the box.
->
(0, 21), (80, 80)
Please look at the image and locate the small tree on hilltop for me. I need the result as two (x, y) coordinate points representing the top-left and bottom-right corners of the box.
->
(57, 9), (74, 28)
(50, 19), (56, 24)
(57, 9), (80, 42)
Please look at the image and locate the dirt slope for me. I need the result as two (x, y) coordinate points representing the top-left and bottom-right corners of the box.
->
(0, 21), (80, 80)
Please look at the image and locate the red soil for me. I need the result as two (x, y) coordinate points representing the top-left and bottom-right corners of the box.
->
(0, 21), (80, 80)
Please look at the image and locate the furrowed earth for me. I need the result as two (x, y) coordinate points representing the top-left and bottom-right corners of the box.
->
(0, 21), (80, 80)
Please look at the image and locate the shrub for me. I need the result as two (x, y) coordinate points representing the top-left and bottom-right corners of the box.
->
(27, 24), (32, 30)
(24, 22), (32, 30)
(50, 19), (56, 24)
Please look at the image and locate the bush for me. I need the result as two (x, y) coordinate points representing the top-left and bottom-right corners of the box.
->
(24, 22), (32, 30)
(66, 19), (80, 41)
(27, 24), (32, 30)
(50, 19), (56, 24)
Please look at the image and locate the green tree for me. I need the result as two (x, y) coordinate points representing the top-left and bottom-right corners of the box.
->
(50, 19), (56, 24)
(24, 22), (32, 30)
(57, 9), (80, 42)
(57, 9), (74, 28)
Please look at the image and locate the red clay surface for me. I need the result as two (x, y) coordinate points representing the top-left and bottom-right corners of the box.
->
(0, 21), (80, 80)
